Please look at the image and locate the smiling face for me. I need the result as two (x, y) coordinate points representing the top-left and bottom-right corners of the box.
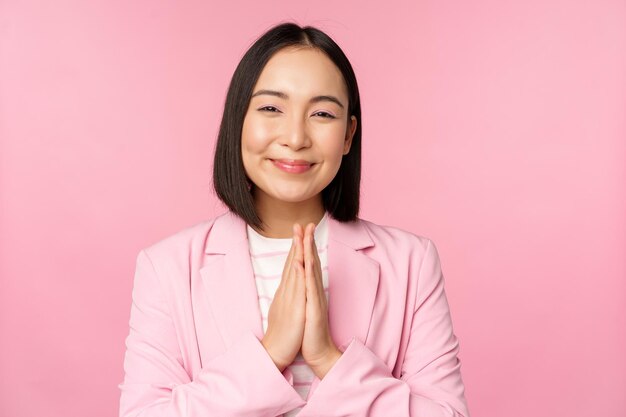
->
(241, 46), (357, 209)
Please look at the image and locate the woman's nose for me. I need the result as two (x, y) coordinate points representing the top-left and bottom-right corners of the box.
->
(283, 114), (310, 149)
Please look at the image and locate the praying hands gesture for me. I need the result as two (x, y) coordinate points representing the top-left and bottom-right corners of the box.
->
(261, 222), (342, 379)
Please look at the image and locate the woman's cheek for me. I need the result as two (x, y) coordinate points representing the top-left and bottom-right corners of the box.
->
(253, 118), (279, 142)
(243, 121), (274, 151)
(325, 126), (349, 154)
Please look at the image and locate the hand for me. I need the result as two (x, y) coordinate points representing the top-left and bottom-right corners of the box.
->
(300, 222), (342, 378)
(261, 224), (307, 372)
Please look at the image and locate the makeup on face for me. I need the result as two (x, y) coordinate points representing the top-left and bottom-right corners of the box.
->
(268, 158), (317, 174)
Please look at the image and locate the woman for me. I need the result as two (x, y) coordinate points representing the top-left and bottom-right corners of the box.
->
(119, 22), (470, 417)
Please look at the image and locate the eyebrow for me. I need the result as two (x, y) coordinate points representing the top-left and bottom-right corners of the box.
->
(250, 89), (345, 109)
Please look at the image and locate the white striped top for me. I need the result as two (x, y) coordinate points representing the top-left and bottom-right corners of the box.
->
(246, 212), (329, 416)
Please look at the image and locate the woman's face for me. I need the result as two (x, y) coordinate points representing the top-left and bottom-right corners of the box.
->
(241, 46), (357, 206)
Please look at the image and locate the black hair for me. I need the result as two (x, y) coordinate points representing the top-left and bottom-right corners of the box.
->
(211, 21), (362, 231)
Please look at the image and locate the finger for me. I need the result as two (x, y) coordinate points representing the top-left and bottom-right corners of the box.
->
(309, 226), (326, 303)
(304, 224), (312, 290)
(294, 223), (304, 265)
(309, 224), (317, 280)
(292, 224), (306, 294)
(284, 227), (297, 281)
(281, 227), (302, 301)
(311, 234), (323, 282)
(287, 230), (297, 264)
(294, 257), (305, 296)
(305, 224), (318, 300)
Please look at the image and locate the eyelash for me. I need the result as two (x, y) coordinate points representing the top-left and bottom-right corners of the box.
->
(258, 106), (336, 119)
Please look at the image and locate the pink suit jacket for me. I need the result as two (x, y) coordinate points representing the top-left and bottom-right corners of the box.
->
(118, 209), (470, 417)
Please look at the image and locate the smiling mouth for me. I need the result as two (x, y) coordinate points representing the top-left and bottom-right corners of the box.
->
(268, 159), (317, 173)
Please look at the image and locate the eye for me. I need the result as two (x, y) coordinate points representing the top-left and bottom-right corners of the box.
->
(258, 105), (281, 113)
(313, 111), (336, 119)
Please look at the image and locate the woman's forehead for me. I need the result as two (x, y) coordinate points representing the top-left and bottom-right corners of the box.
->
(254, 47), (348, 100)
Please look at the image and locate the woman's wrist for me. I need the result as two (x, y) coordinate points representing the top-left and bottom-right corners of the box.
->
(261, 338), (289, 372)
(309, 347), (342, 379)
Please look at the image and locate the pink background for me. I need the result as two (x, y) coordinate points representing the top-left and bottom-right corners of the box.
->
(1, 1), (624, 416)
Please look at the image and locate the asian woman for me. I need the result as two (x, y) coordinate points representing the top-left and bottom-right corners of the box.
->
(119, 22), (470, 417)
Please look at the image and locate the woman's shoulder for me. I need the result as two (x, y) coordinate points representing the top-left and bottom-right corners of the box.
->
(356, 217), (444, 274)
(357, 216), (433, 253)
(138, 214), (223, 262)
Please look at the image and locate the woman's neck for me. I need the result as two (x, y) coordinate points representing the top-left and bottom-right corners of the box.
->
(251, 191), (326, 239)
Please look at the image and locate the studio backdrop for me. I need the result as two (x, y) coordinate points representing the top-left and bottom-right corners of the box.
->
(0, 1), (624, 416)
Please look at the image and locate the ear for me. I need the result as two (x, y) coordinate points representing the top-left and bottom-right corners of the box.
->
(343, 115), (357, 155)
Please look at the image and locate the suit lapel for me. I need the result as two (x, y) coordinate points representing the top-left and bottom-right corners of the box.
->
(311, 214), (380, 398)
(325, 214), (380, 351)
(200, 210), (264, 348)
(200, 210), (380, 386)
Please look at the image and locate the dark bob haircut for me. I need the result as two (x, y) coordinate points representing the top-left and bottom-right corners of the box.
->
(212, 22), (362, 232)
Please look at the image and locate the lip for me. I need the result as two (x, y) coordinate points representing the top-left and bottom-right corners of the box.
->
(269, 158), (316, 174)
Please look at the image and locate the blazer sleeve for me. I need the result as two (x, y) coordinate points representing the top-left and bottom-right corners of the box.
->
(118, 249), (306, 417)
(297, 239), (470, 417)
